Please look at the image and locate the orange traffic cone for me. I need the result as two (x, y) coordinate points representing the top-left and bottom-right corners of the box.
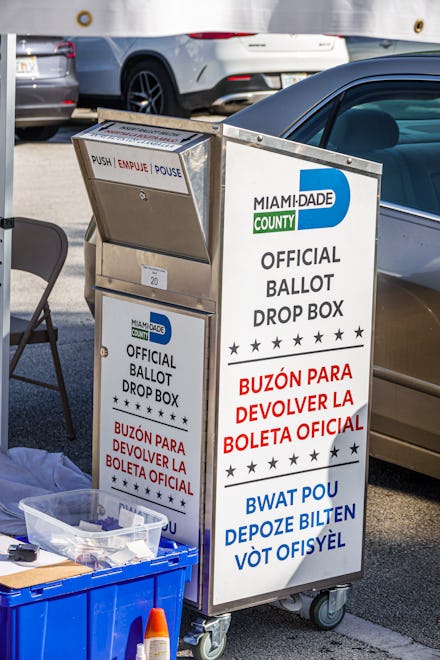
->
(144, 608), (170, 660)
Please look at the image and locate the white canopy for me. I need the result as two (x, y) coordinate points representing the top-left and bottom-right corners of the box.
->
(1, 0), (438, 41)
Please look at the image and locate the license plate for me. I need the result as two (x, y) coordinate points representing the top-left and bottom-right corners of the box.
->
(16, 56), (38, 76)
(281, 72), (308, 88)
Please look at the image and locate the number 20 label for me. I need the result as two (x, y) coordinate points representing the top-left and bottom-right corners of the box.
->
(141, 265), (168, 290)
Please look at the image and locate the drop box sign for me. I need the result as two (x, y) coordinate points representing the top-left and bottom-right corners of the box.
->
(213, 139), (379, 606)
(98, 295), (205, 601)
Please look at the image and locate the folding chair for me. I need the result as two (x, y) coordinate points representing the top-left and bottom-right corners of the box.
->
(9, 217), (75, 439)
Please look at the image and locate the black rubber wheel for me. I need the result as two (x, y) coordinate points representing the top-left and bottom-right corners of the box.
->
(16, 125), (59, 141)
(123, 59), (187, 117)
(309, 591), (346, 630)
(192, 632), (227, 660)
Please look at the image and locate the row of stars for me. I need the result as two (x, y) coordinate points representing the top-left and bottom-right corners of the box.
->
(113, 396), (188, 425)
(229, 326), (364, 355)
(111, 475), (187, 507)
(225, 443), (360, 477)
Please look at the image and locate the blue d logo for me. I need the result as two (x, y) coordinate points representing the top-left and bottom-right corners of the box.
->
(149, 312), (172, 345)
(298, 168), (350, 230)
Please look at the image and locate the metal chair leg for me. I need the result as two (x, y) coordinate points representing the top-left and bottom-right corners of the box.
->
(44, 305), (76, 440)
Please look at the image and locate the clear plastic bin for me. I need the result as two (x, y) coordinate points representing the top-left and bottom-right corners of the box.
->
(19, 488), (168, 569)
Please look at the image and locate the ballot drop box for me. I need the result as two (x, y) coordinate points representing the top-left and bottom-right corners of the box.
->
(73, 111), (381, 629)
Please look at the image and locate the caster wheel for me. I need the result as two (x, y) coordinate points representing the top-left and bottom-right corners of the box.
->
(309, 591), (346, 630)
(193, 631), (227, 660)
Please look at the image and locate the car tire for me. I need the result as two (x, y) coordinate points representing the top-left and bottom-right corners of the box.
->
(15, 126), (59, 141)
(123, 59), (188, 117)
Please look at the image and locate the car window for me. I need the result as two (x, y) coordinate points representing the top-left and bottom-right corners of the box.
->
(287, 81), (440, 216)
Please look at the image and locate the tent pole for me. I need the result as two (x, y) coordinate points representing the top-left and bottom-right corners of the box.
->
(0, 34), (16, 451)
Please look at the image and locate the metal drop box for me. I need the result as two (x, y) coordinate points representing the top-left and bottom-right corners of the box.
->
(73, 110), (380, 624)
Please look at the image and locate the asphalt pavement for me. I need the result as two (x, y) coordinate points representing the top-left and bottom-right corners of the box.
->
(7, 112), (440, 659)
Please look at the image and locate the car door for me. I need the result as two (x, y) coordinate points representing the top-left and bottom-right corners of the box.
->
(285, 79), (440, 477)
(73, 37), (136, 96)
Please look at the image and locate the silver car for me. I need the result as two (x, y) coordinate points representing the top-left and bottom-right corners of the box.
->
(14, 35), (79, 141)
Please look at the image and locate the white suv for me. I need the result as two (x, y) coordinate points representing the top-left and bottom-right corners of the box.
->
(73, 33), (348, 116)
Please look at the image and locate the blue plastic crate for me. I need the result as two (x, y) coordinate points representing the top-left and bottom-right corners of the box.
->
(0, 539), (197, 660)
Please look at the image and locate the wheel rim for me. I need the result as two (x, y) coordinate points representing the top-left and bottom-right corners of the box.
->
(126, 70), (164, 114)
(319, 601), (343, 627)
(311, 593), (345, 629)
(196, 632), (227, 660)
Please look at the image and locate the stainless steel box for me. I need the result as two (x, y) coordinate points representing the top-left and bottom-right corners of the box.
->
(73, 110), (380, 619)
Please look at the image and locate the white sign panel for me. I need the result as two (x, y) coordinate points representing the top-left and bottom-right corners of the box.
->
(99, 295), (205, 601)
(213, 141), (378, 605)
(84, 138), (189, 194)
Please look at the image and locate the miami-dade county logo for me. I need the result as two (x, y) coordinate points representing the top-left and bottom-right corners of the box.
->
(253, 167), (350, 234)
(131, 312), (172, 345)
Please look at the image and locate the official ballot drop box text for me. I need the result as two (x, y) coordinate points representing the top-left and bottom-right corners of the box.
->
(73, 110), (381, 616)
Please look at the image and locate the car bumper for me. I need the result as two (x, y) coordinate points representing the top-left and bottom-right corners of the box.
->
(181, 72), (315, 113)
(15, 78), (79, 127)
(212, 89), (277, 110)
